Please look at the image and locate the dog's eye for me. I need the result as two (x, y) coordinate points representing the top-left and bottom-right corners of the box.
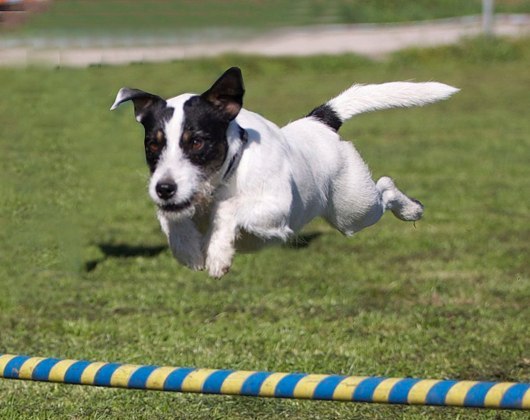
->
(192, 138), (204, 152)
(149, 143), (160, 153)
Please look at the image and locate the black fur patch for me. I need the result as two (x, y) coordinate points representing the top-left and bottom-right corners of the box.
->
(180, 95), (229, 175)
(142, 105), (174, 173)
(307, 104), (342, 132)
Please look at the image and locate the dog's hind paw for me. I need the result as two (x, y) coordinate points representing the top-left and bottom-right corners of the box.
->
(392, 197), (424, 222)
(377, 176), (424, 222)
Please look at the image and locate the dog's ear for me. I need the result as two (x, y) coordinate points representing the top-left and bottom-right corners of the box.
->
(201, 67), (245, 121)
(110, 88), (166, 123)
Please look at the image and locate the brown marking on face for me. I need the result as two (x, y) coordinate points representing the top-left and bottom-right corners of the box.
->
(181, 130), (192, 144)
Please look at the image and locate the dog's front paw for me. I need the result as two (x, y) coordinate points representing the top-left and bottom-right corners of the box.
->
(171, 247), (205, 271)
(206, 256), (231, 279)
(187, 258), (206, 272)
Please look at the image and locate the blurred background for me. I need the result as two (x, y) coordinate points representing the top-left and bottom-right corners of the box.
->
(1, 0), (529, 65)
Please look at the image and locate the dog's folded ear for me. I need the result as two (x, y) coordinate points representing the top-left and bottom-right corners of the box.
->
(110, 88), (166, 123)
(201, 67), (245, 121)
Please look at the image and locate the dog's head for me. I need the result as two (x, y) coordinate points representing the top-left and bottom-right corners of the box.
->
(111, 67), (245, 220)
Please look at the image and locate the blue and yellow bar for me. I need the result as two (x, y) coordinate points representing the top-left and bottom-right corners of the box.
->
(1, 354), (529, 410)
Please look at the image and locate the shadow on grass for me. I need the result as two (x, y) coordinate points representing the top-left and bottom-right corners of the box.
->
(85, 243), (166, 272)
(284, 232), (322, 249)
(85, 232), (322, 272)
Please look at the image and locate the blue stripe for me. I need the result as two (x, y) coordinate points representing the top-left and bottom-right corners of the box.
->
(63, 360), (92, 383)
(2, 356), (31, 378)
(388, 378), (422, 404)
(240, 371), (272, 396)
(425, 380), (458, 405)
(312, 375), (345, 400)
(163, 367), (195, 391)
(93, 363), (122, 386)
(31, 358), (60, 381)
(500, 383), (529, 409)
(202, 370), (234, 394)
(463, 382), (496, 407)
(352, 377), (386, 402)
(127, 365), (158, 389)
(274, 373), (307, 398)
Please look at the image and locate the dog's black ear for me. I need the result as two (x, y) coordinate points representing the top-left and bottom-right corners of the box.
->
(110, 88), (166, 123)
(201, 67), (245, 121)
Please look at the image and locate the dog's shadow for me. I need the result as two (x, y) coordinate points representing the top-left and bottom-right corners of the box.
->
(85, 232), (322, 272)
(284, 232), (322, 249)
(85, 243), (166, 272)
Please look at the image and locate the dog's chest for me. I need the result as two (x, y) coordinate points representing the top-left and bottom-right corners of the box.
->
(192, 205), (273, 252)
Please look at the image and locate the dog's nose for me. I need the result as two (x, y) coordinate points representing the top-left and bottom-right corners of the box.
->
(156, 181), (177, 200)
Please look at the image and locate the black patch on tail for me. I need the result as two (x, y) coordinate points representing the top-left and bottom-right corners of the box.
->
(307, 104), (342, 132)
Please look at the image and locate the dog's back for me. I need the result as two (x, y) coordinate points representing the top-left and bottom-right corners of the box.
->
(234, 81), (459, 236)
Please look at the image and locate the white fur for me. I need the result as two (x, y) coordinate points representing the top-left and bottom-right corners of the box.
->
(154, 81), (458, 278)
(328, 82), (459, 121)
(149, 94), (196, 216)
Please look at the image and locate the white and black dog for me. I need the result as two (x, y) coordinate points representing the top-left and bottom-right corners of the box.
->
(111, 67), (458, 278)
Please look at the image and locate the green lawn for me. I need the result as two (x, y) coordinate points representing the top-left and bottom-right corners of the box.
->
(0, 37), (529, 418)
(6, 0), (530, 37)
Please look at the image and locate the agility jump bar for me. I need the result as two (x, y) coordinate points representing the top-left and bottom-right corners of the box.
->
(1, 354), (529, 410)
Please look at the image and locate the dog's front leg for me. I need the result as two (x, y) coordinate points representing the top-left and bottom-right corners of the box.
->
(204, 199), (238, 279)
(159, 215), (205, 270)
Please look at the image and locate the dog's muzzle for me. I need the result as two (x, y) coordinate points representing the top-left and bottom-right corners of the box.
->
(155, 180), (193, 213)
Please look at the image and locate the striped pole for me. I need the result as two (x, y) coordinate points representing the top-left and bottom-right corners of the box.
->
(1, 354), (529, 410)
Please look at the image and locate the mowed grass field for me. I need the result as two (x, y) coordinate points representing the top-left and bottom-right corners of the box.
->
(0, 37), (529, 418)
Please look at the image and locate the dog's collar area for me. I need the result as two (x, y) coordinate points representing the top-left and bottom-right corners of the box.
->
(238, 126), (248, 144)
(222, 126), (248, 182)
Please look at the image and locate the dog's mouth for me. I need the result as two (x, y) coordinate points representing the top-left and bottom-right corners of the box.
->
(155, 188), (214, 217)
(158, 199), (192, 213)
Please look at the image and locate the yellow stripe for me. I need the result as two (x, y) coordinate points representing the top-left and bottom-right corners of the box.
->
(293, 374), (332, 399)
(522, 388), (530, 409)
(48, 359), (78, 382)
(372, 378), (404, 403)
(220, 370), (256, 395)
(258, 372), (290, 397)
(180, 369), (218, 393)
(18, 357), (47, 380)
(483, 382), (516, 408)
(145, 366), (177, 390)
(110, 364), (141, 388)
(80, 362), (107, 385)
(407, 380), (440, 405)
(332, 376), (368, 401)
(0, 354), (17, 376)
(444, 381), (479, 406)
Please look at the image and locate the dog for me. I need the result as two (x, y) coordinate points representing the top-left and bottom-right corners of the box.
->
(111, 67), (458, 278)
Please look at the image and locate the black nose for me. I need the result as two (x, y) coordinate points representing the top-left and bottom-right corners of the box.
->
(156, 181), (177, 200)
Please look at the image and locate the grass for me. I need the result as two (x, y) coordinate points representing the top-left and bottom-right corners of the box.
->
(5, 0), (530, 38)
(0, 37), (529, 418)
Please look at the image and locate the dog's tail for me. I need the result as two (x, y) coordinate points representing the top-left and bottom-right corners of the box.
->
(307, 82), (459, 132)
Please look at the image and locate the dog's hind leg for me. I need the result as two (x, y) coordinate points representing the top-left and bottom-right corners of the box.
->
(323, 143), (423, 236)
(323, 143), (385, 236)
(376, 176), (424, 221)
